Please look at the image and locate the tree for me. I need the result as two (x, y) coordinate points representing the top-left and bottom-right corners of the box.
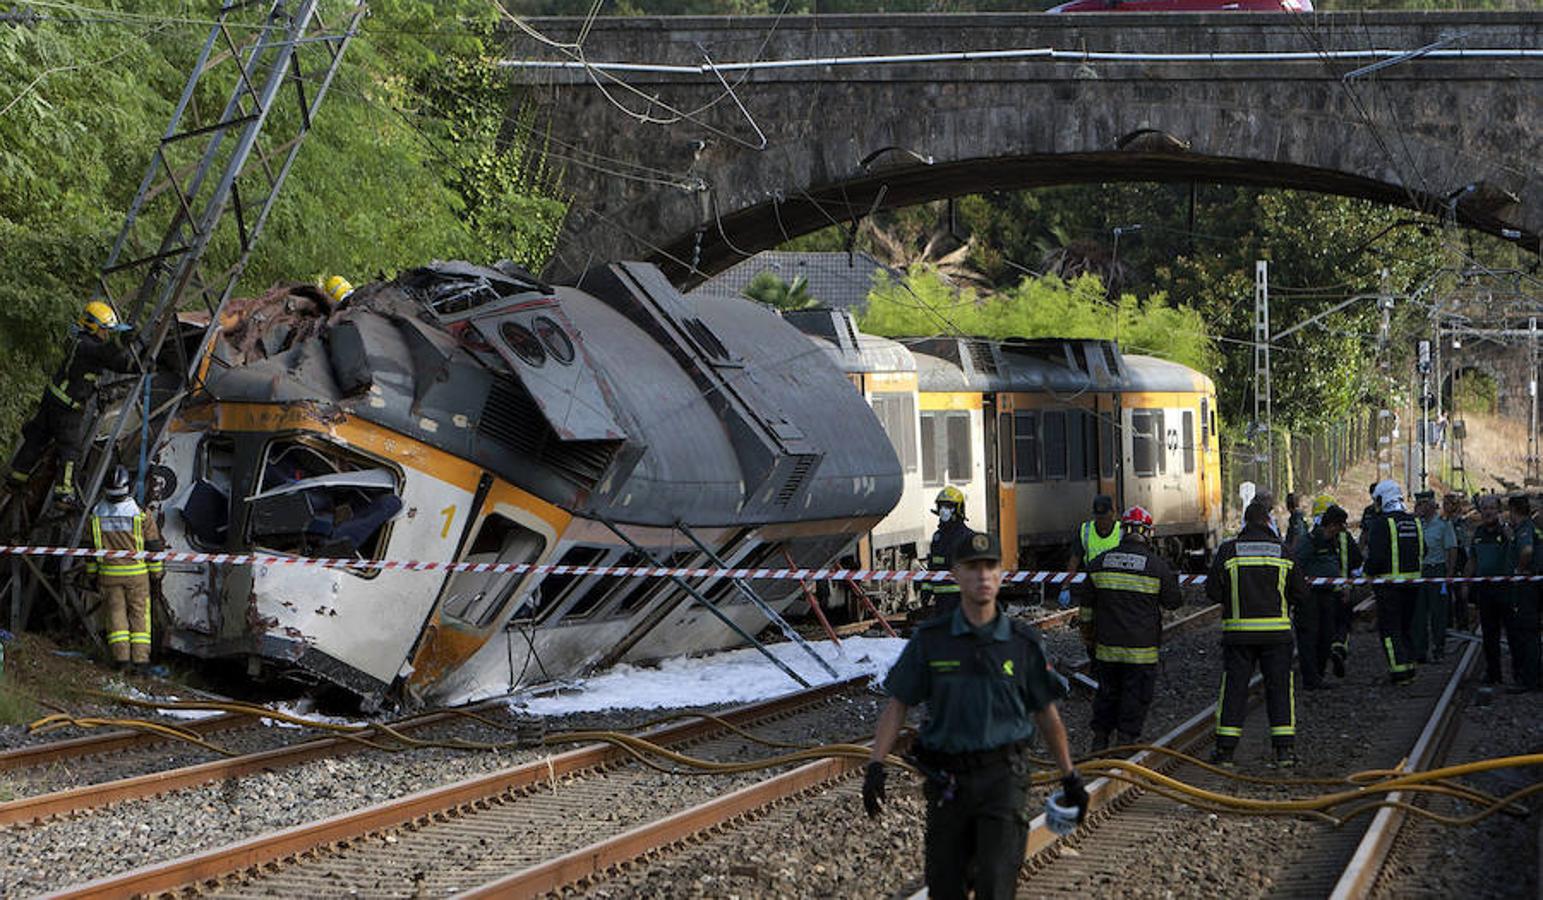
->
(859, 266), (1218, 376)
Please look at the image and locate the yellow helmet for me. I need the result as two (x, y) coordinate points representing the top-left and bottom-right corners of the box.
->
(323, 275), (354, 306)
(1311, 493), (1337, 518)
(78, 300), (122, 337)
(933, 485), (965, 511)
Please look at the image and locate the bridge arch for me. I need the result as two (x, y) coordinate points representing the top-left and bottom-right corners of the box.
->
(514, 12), (1541, 286)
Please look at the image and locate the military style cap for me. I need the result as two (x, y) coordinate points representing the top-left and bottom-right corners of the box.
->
(1413, 490), (1436, 502)
(1092, 494), (1115, 514)
(952, 530), (1001, 564)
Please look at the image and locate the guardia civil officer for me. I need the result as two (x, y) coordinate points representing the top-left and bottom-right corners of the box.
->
(1075, 506), (1182, 751)
(1293, 500), (1362, 688)
(1364, 479), (1423, 685)
(865, 530), (1087, 900)
(920, 486), (971, 618)
(1206, 500), (1308, 767)
(1061, 494), (1121, 608)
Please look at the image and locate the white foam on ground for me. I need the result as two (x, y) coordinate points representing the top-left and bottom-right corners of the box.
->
(509, 635), (907, 717)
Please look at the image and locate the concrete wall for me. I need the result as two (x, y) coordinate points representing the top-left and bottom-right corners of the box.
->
(508, 12), (1541, 285)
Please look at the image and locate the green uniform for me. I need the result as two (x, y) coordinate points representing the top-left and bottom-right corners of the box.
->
(1469, 522), (1510, 684)
(883, 609), (1069, 900)
(1507, 519), (1541, 689)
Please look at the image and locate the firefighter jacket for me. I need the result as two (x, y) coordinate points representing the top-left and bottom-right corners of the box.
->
(1293, 526), (1364, 587)
(45, 333), (135, 411)
(85, 498), (165, 581)
(921, 518), (972, 598)
(1074, 535), (1183, 664)
(1076, 519), (1123, 566)
(1364, 510), (1424, 580)
(1206, 523), (1308, 645)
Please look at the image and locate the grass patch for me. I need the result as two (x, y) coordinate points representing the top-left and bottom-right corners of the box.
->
(0, 681), (40, 726)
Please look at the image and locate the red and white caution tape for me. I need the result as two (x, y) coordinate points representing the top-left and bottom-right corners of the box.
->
(4, 544), (1542, 587)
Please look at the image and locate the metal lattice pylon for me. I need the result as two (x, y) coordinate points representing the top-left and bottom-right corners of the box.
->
(7, 0), (366, 634)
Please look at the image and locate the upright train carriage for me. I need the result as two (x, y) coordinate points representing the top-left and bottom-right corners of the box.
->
(153, 262), (902, 708)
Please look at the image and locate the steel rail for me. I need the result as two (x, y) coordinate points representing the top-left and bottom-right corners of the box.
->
(45, 677), (865, 899)
(0, 702), (509, 827)
(0, 712), (250, 773)
(455, 752), (864, 898)
(1327, 639), (1480, 900)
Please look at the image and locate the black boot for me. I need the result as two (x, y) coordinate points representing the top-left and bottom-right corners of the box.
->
(1330, 644), (1347, 678)
(1118, 731), (1140, 749)
(1208, 745), (1235, 766)
(1274, 745), (1298, 768)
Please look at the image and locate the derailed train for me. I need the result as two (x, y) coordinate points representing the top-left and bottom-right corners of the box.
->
(140, 259), (1219, 708)
(153, 261), (900, 707)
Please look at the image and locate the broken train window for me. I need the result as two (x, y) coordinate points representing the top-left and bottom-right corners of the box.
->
(182, 436), (236, 550)
(440, 513), (547, 628)
(247, 436), (404, 567)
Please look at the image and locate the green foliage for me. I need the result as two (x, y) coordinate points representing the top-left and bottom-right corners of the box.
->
(0, 0), (566, 452)
(742, 271), (817, 310)
(859, 267), (1219, 375)
(1452, 370), (1497, 415)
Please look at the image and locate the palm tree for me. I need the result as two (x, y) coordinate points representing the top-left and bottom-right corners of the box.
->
(742, 271), (817, 310)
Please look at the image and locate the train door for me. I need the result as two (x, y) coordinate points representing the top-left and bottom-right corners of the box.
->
(1096, 393), (1121, 508)
(987, 394), (1018, 570)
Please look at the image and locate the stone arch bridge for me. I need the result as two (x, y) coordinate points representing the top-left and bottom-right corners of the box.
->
(507, 12), (1541, 286)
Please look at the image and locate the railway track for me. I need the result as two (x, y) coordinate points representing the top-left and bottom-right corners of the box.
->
(1019, 640), (1482, 898)
(0, 700), (531, 827)
(46, 677), (875, 898)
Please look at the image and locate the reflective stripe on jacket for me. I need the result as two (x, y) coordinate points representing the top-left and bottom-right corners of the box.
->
(85, 498), (164, 578)
(1206, 524), (1308, 644)
(1080, 519), (1122, 564)
(1075, 536), (1183, 663)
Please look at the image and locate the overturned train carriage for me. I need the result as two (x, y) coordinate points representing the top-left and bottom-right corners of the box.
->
(156, 261), (902, 707)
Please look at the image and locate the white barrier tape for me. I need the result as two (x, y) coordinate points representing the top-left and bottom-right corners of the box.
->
(6, 545), (1542, 587)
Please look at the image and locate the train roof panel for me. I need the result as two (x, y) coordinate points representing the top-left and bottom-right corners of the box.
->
(783, 310), (916, 375)
(906, 336), (1210, 395)
(197, 261), (902, 528)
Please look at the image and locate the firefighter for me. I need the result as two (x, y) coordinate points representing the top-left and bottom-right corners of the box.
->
(1061, 494), (1121, 608)
(1293, 499), (1362, 688)
(1206, 500), (1308, 767)
(1075, 506), (1182, 752)
(1365, 479), (1423, 685)
(865, 530), (1086, 900)
(85, 465), (165, 672)
(920, 485), (971, 618)
(7, 301), (138, 505)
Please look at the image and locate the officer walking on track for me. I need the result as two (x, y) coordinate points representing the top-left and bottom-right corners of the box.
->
(85, 465), (165, 672)
(865, 530), (1088, 900)
(1413, 490), (1458, 663)
(1075, 506), (1182, 752)
(1206, 500), (1308, 767)
(1365, 479), (1423, 685)
(1503, 494), (1540, 692)
(7, 301), (139, 506)
(1465, 495), (1511, 686)
(920, 486), (971, 618)
(1061, 494), (1121, 608)
(1293, 500), (1362, 689)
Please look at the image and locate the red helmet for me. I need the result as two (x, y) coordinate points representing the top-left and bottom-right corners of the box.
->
(1121, 506), (1154, 530)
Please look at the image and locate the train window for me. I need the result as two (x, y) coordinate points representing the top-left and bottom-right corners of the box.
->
(610, 549), (695, 616)
(871, 392), (918, 474)
(440, 515), (547, 628)
(1014, 411), (1041, 483)
(1131, 409), (1165, 477)
(500, 322), (546, 368)
(1183, 410), (1196, 473)
(1074, 411), (1098, 480)
(920, 414), (940, 486)
(1043, 411), (1068, 480)
(510, 545), (606, 623)
(1201, 398), (1212, 450)
(247, 437), (403, 569)
(1099, 412), (1115, 480)
(997, 412), (1014, 483)
(558, 549), (648, 621)
(183, 436), (235, 550)
(945, 413), (973, 484)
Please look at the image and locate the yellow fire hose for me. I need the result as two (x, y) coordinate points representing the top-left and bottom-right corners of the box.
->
(25, 694), (1540, 829)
